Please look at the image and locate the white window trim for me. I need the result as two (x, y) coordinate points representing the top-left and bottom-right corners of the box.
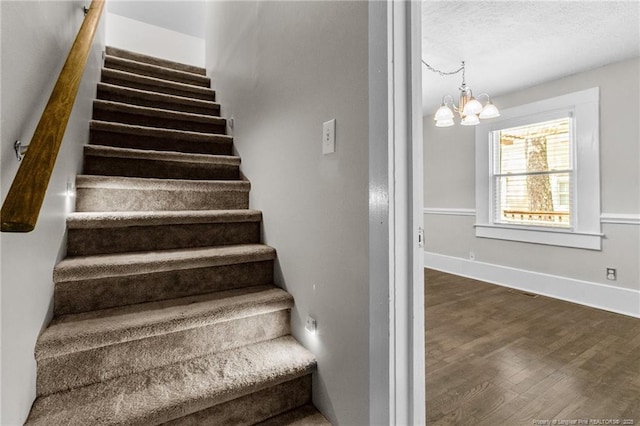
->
(475, 87), (602, 250)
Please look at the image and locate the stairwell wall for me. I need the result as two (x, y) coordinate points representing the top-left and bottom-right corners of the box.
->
(205, 2), (370, 424)
(0, 2), (105, 424)
(105, 1), (205, 67)
(105, 12), (205, 68)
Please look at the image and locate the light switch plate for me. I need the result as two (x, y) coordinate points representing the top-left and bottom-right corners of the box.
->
(322, 119), (336, 154)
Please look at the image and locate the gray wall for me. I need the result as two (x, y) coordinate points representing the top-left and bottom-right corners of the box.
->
(0, 2), (105, 423)
(107, 1), (205, 39)
(205, 2), (370, 424)
(424, 58), (640, 290)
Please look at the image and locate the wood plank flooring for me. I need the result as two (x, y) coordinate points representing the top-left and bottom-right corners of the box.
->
(425, 268), (640, 426)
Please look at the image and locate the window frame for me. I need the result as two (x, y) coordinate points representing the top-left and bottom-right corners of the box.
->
(491, 113), (575, 229)
(475, 87), (602, 250)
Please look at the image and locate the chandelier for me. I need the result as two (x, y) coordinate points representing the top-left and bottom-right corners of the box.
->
(423, 60), (500, 127)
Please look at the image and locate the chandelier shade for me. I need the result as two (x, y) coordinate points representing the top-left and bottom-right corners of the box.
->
(460, 114), (480, 126)
(462, 97), (483, 116)
(479, 101), (500, 119)
(434, 104), (454, 121)
(435, 118), (455, 127)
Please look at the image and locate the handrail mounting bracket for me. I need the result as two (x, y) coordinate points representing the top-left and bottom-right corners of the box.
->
(14, 140), (28, 162)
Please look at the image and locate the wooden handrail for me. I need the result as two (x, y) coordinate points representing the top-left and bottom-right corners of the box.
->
(1, 0), (105, 232)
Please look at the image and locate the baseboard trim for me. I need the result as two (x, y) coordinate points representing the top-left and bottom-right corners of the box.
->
(424, 252), (640, 318)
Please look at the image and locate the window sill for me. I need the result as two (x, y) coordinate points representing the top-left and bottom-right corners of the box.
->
(474, 224), (603, 250)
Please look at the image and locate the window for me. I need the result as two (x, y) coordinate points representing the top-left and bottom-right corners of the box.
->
(494, 117), (572, 228)
(475, 88), (602, 250)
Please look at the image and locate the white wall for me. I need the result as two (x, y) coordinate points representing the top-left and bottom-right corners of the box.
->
(424, 58), (640, 316)
(0, 2), (105, 424)
(105, 1), (205, 67)
(205, 2), (370, 424)
(106, 12), (204, 67)
(107, 1), (206, 39)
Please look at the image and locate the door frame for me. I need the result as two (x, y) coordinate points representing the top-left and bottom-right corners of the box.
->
(369, 1), (425, 424)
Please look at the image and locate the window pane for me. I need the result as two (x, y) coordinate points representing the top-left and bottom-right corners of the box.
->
(497, 118), (572, 174)
(496, 173), (572, 227)
(494, 117), (572, 228)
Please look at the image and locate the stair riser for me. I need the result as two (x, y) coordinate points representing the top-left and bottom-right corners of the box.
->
(68, 222), (261, 256)
(90, 128), (233, 156)
(106, 46), (206, 76)
(161, 376), (312, 426)
(55, 260), (274, 315)
(104, 57), (210, 87)
(93, 107), (226, 134)
(97, 86), (220, 116)
(37, 310), (290, 396)
(76, 187), (249, 212)
(102, 72), (215, 101)
(83, 156), (239, 181)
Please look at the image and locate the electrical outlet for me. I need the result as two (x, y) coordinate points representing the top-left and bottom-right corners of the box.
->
(469, 251), (476, 261)
(606, 268), (617, 281)
(66, 177), (75, 197)
(305, 316), (317, 335)
(322, 119), (336, 154)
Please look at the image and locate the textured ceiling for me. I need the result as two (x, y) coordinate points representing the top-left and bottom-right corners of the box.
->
(421, 1), (640, 115)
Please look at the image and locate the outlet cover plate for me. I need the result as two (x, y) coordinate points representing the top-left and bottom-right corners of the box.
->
(305, 316), (317, 334)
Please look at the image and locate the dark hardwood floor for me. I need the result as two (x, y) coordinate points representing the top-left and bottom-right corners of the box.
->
(425, 268), (640, 426)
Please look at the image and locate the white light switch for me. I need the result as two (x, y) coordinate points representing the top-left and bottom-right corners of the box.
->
(322, 119), (336, 154)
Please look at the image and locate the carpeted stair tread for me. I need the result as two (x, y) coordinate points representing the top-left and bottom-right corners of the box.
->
(66, 210), (262, 256)
(160, 377), (312, 426)
(93, 100), (226, 134)
(54, 244), (276, 283)
(38, 285), (291, 359)
(76, 174), (249, 192)
(97, 83), (220, 116)
(67, 209), (261, 228)
(89, 120), (233, 155)
(84, 145), (239, 165)
(257, 404), (331, 426)
(102, 68), (215, 101)
(106, 46), (206, 76)
(25, 336), (316, 426)
(36, 286), (293, 396)
(104, 55), (210, 87)
(83, 145), (240, 180)
(75, 175), (250, 212)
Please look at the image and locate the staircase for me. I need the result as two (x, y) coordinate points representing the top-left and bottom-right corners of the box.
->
(25, 47), (329, 425)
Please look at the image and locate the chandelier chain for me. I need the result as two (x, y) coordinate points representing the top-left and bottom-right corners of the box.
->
(421, 60), (465, 78)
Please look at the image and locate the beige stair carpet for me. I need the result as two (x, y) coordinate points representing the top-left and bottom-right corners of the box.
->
(24, 46), (329, 425)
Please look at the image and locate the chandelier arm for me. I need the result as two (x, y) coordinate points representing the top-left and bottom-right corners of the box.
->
(441, 95), (458, 112)
(441, 94), (455, 105)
